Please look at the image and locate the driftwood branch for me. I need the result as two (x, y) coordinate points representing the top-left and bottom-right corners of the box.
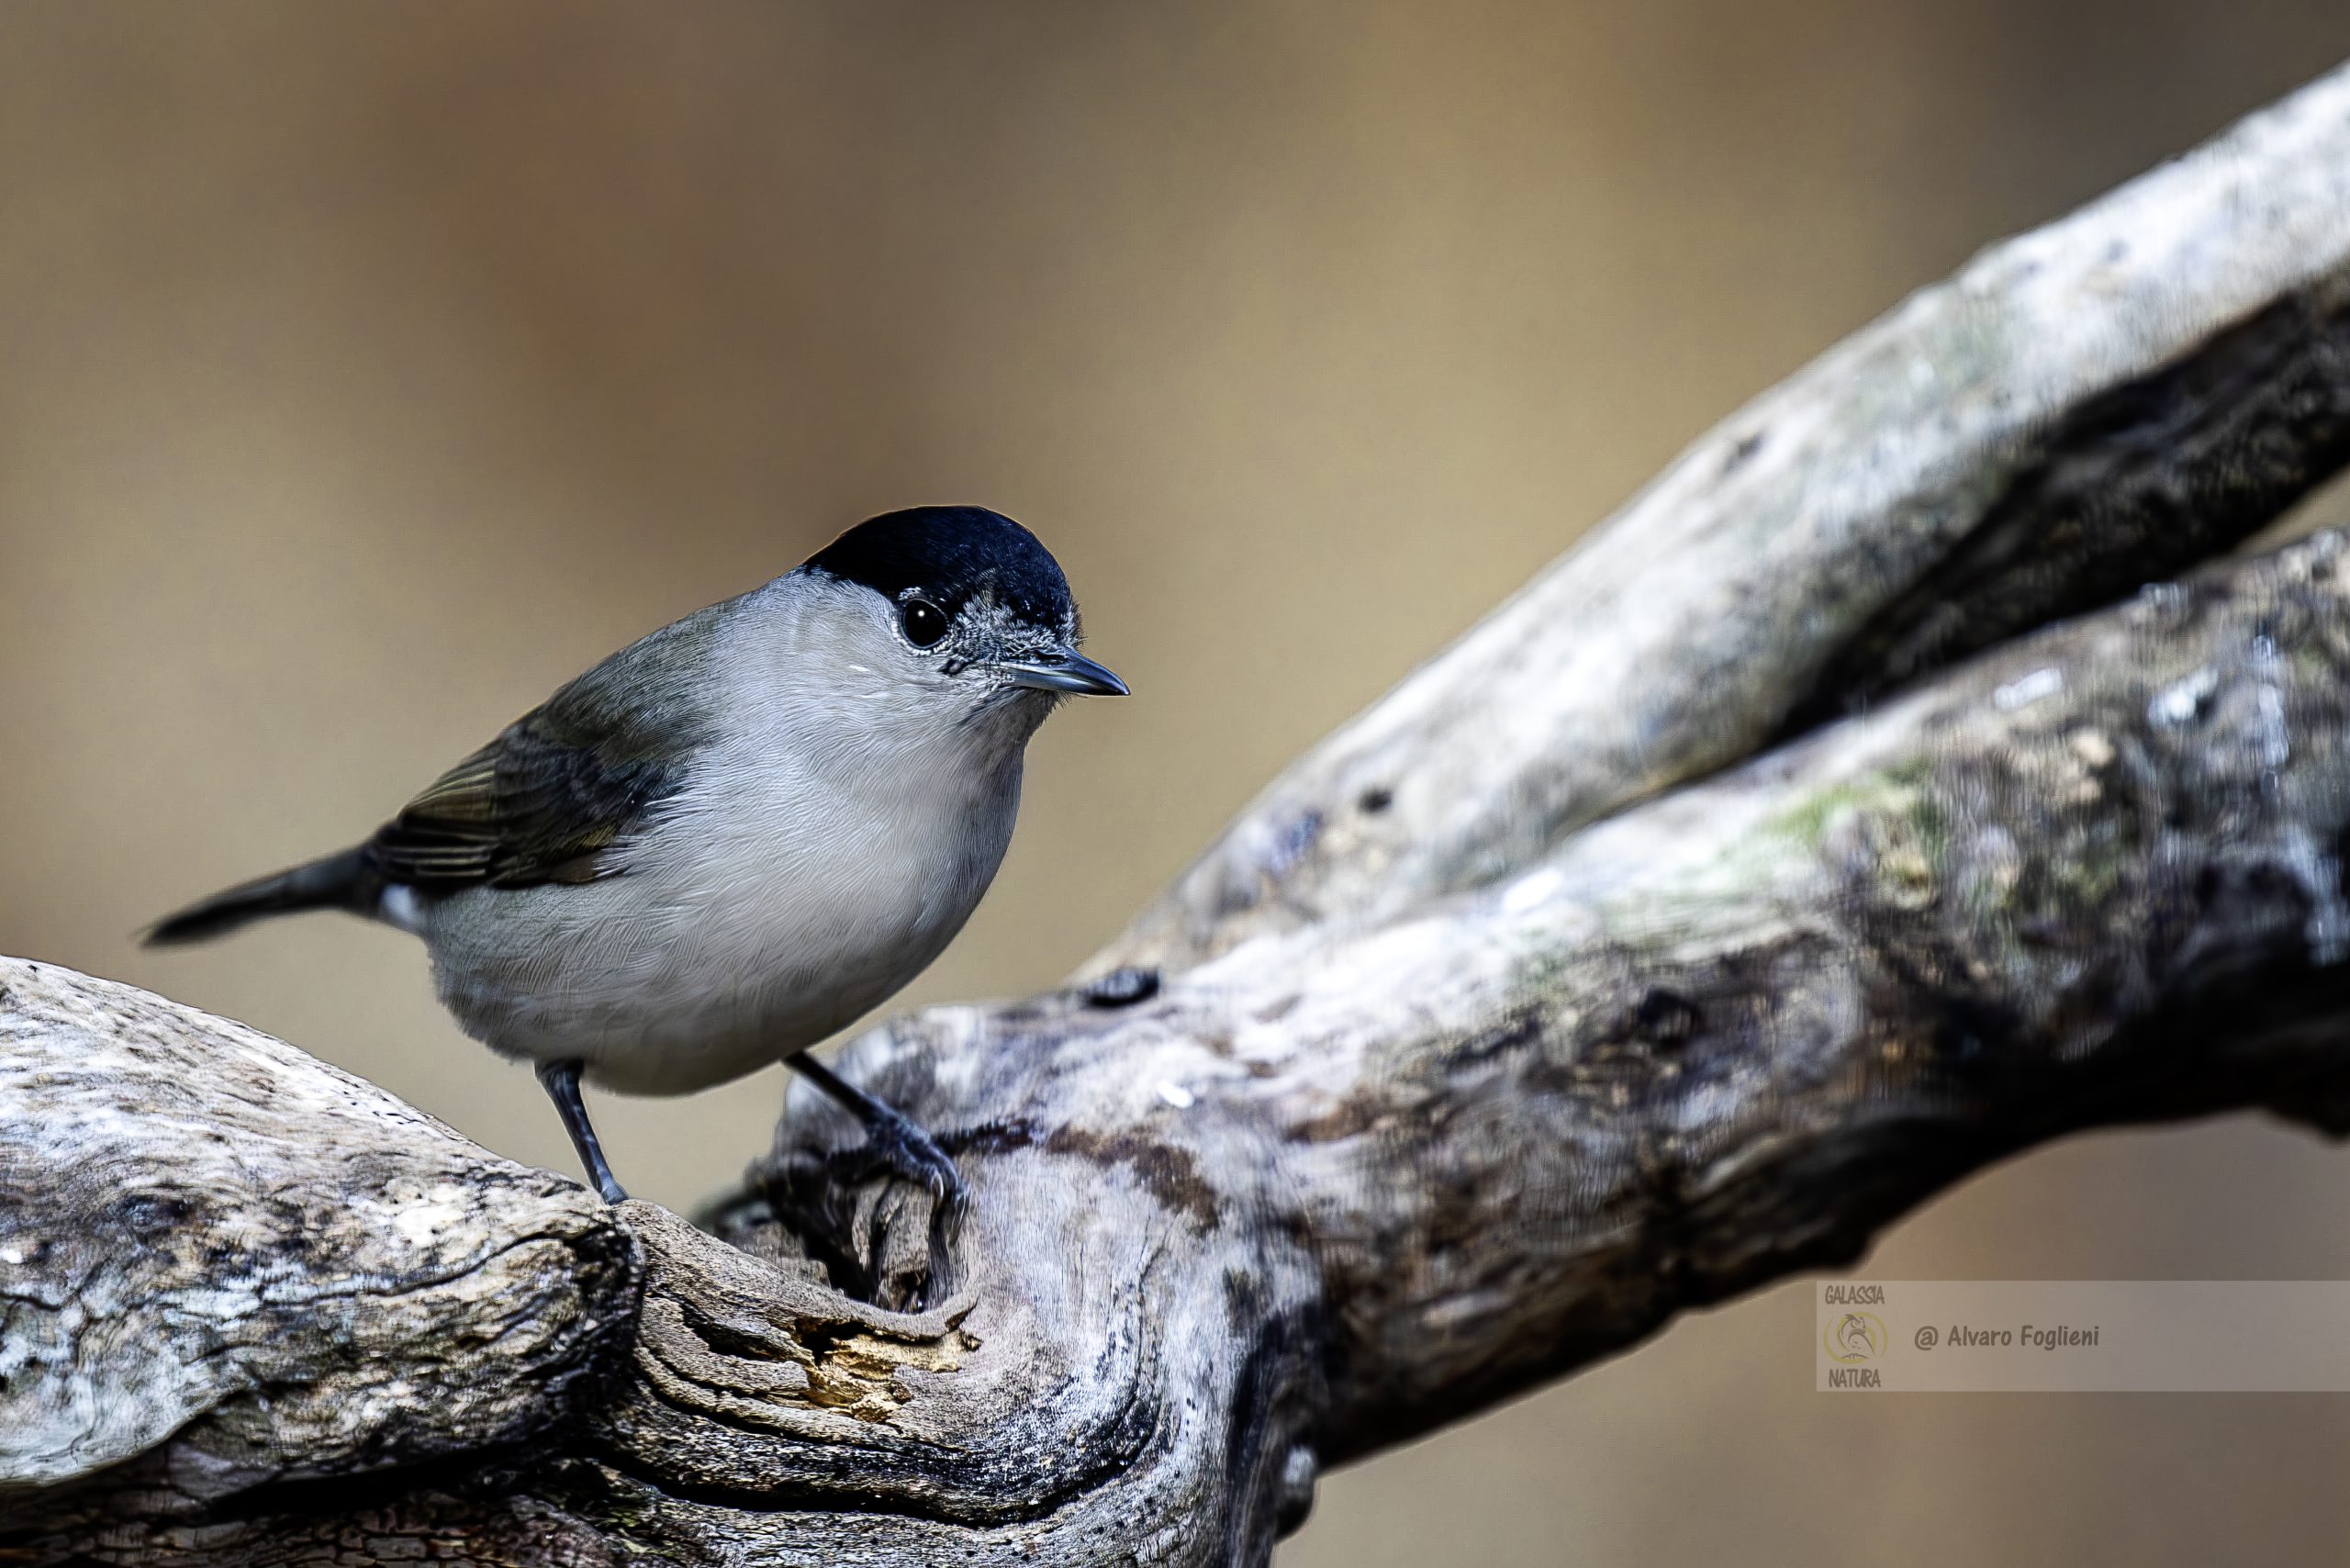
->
(10, 60), (2350, 1568)
(1099, 60), (2350, 973)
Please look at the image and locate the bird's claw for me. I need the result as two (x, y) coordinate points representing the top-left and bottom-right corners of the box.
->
(835, 1108), (967, 1305)
(772, 1051), (969, 1308)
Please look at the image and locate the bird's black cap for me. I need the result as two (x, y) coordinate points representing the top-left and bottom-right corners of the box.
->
(803, 506), (1076, 631)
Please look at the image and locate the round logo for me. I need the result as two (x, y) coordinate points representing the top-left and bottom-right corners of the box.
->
(1823, 1311), (1886, 1363)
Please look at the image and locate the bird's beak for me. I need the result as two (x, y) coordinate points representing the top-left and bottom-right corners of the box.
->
(995, 646), (1130, 697)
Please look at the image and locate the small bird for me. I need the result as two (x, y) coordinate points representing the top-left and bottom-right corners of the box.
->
(148, 506), (1125, 1208)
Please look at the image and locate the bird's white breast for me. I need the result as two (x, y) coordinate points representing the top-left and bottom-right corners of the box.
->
(418, 579), (1043, 1094)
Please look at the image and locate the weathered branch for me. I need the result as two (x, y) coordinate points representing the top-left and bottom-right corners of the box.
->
(11, 58), (2350, 1568)
(1097, 62), (2350, 973)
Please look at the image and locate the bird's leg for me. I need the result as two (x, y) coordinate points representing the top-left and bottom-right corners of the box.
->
(536, 1058), (628, 1204)
(784, 1051), (966, 1199)
(783, 1049), (968, 1301)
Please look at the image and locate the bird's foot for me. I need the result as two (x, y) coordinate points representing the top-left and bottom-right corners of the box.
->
(780, 1050), (968, 1308)
(831, 1104), (968, 1306)
(838, 1100), (964, 1200)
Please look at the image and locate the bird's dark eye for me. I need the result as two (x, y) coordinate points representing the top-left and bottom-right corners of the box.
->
(901, 599), (950, 647)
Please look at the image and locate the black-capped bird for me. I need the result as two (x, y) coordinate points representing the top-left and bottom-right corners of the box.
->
(148, 507), (1126, 1208)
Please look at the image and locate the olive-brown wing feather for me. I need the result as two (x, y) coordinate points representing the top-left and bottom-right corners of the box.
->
(362, 600), (726, 891)
(364, 708), (683, 890)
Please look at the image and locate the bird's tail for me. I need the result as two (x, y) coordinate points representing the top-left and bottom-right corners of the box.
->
(144, 847), (382, 946)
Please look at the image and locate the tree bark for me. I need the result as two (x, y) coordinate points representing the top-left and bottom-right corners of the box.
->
(11, 60), (2350, 1568)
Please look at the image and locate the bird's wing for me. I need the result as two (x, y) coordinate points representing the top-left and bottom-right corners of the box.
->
(365, 603), (728, 892)
(364, 712), (673, 890)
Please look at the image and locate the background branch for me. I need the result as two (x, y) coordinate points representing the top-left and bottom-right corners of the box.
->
(10, 58), (2350, 1568)
(1097, 62), (2350, 975)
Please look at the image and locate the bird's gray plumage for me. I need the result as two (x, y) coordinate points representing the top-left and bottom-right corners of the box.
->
(150, 508), (1124, 1128)
(370, 598), (730, 891)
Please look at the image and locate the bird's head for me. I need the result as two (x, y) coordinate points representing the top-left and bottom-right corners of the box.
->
(780, 506), (1126, 758)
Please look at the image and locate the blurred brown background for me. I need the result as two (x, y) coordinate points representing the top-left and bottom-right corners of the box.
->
(6, 3), (2350, 1562)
